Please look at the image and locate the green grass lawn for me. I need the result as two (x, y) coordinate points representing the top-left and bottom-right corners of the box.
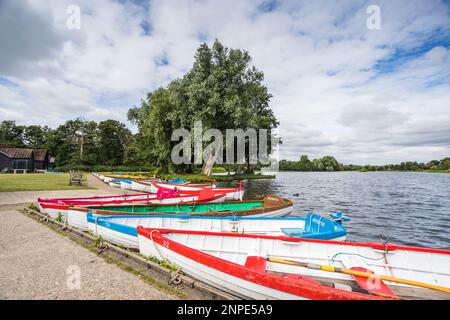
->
(0, 173), (96, 192)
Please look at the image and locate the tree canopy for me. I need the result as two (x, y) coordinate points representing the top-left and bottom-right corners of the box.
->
(130, 39), (279, 174)
(0, 119), (133, 168)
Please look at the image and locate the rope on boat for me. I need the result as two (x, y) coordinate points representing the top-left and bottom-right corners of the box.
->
(331, 252), (385, 265)
(94, 214), (100, 236)
(169, 270), (182, 285)
(96, 241), (108, 254)
(149, 230), (182, 284)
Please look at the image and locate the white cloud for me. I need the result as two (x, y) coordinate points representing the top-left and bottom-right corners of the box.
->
(0, 0), (449, 164)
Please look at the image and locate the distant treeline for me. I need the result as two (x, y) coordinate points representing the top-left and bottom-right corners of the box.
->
(0, 119), (142, 170)
(279, 155), (450, 172)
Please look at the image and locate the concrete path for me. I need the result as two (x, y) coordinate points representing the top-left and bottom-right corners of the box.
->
(0, 174), (178, 300)
(0, 209), (177, 300)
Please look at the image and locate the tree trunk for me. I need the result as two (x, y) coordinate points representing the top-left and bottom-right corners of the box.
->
(246, 154), (253, 174)
(159, 160), (169, 174)
(235, 164), (243, 175)
(201, 153), (216, 176)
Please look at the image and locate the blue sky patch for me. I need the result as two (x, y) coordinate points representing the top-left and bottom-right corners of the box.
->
(140, 19), (153, 35)
(197, 31), (209, 42)
(95, 93), (130, 108)
(258, 0), (278, 13)
(374, 35), (450, 74)
(155, 52), (170, 66)
(326, 70), (339, 77)
(424, 77), (448, 88)
(0, 77), (19, 87)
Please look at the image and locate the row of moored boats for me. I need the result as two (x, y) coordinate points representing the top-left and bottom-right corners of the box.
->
(35, 173), (450, 300)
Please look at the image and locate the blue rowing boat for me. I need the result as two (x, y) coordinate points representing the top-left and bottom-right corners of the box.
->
(86, 212), (348, 249)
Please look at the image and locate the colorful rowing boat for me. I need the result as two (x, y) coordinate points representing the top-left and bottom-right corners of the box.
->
(144, 180), (244, 200)
(38, 189), (227, 221)
(59, 195), (292, 231)
(86, 212), (347, 249)
(108, 180), (121, 188)
(38, 189), (180, 207)
(119, 179), (133, 190)
(86, 195), (292, 218)
(117, 178), (188, 191)
(137, 228), (450, 300)
(131, 180), (155, 192)
(167, 178), (188, 184)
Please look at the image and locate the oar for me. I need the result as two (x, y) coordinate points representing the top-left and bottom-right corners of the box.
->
(270, 258), (399, 299)
(349, 266), (398, 299)
(267, 257), (450, 295)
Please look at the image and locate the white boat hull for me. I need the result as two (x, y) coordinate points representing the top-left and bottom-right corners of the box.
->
(44, 207), (67, 220)
(138, 234), (302, 299)
(139, 230), (450, 299)
(67, 209), (89, 231)
(250, 206), (291, 217)
(88, 213), (345, 249)
(108, 181), (121, 188)
(89, 222), (137, 248)
(120, 181), (133, 190)
(131, 181), (152, 192)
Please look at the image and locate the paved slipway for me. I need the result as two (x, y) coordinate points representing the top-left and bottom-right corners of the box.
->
(0, 175), (177, 300)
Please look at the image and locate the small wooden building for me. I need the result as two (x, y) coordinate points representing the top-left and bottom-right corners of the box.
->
(0, 148), (35, 172)
(0, 147), (50, 172)
(33, 149), (49, 170)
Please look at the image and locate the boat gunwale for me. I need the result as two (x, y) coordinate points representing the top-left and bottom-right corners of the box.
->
(137, 227), (450, 255)
(38, 192), (226, 207)
(38, 193), (156, 203)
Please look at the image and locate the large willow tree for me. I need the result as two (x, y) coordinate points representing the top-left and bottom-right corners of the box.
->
(129, 40), (279, 175)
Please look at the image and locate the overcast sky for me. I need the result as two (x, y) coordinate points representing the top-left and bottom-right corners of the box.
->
(0, 0), (449, 165)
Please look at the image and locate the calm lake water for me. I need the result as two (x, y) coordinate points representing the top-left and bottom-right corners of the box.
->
(224, 171), (450, 249)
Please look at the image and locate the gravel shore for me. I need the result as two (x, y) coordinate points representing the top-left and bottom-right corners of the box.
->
(0, 208), (177, 300)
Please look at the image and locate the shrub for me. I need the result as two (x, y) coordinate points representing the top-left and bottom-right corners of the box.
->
(53, 165), (155, 173)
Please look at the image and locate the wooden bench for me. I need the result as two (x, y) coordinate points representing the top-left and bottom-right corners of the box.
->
(13, 169), (29, 174)
(69, 170), (84, 185)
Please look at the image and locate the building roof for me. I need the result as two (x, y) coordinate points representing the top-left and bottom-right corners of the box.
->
(0, 147), (34, 159)
(33, 149), (48, 162)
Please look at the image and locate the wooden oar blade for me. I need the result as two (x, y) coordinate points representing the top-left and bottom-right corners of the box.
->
(245, 256), (267, 273)
(350, 267), (399, 299)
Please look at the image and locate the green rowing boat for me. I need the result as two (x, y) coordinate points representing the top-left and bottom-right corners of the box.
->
(81, 195), (293, 218)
